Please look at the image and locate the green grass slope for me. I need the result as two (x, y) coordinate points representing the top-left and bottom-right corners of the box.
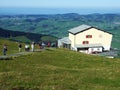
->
(0, 39), (19, 55)
(0, 48), (120, 90)
(9, 36), (32, 43)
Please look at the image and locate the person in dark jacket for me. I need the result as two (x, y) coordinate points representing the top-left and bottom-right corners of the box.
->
(3, 44), (7, 55)
(18, 43), (22, 52)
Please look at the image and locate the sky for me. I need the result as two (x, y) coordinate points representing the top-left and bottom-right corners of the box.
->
(0, 0), (120, 8)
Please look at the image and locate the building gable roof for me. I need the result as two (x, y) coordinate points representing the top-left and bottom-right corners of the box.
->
(68, 24), (92, 34)
(68, 24), (112, 35)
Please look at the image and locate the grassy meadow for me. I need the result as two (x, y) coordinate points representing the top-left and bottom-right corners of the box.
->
(0, 39), (120, 90)
(0, 39), (19, 55)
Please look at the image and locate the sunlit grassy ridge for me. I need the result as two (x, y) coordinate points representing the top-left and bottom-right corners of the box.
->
(0, 45), (120, 90)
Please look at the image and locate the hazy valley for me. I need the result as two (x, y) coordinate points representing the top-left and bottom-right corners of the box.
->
(0, 13), (120, 48)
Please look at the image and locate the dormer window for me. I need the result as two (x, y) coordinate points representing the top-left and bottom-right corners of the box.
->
(86, 35), (92, 38)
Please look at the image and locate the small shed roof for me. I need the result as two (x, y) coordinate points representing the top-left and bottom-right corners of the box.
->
(59, 37), (71, 44)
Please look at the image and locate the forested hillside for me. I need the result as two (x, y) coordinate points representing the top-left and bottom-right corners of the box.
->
(0, 13), (120, 48)
(0, 28), (57, 43)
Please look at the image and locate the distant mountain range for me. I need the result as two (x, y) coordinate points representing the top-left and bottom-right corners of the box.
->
(0, 7), (120, 15)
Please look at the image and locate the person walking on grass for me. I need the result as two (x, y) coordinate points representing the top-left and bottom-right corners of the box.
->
(3, 44), (7, 55)
(18, 43), (22, 52)
(25, 44), (30, 52)
(31, 42), (35, 52)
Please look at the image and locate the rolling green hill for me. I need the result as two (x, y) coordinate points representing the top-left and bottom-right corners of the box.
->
(1, 14), (120, 37)
(0, 47), (120, 90)
(0, 27), (57, 43)
(0, 14), (120, 48)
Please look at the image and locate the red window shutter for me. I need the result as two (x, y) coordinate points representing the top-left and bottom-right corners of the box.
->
(86, 35), (92, 38)
(83, 41), (89, 44)
(86, 41), (89, 44)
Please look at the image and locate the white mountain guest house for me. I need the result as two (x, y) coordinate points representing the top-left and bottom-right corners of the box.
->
(58, 24), (113, 54)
